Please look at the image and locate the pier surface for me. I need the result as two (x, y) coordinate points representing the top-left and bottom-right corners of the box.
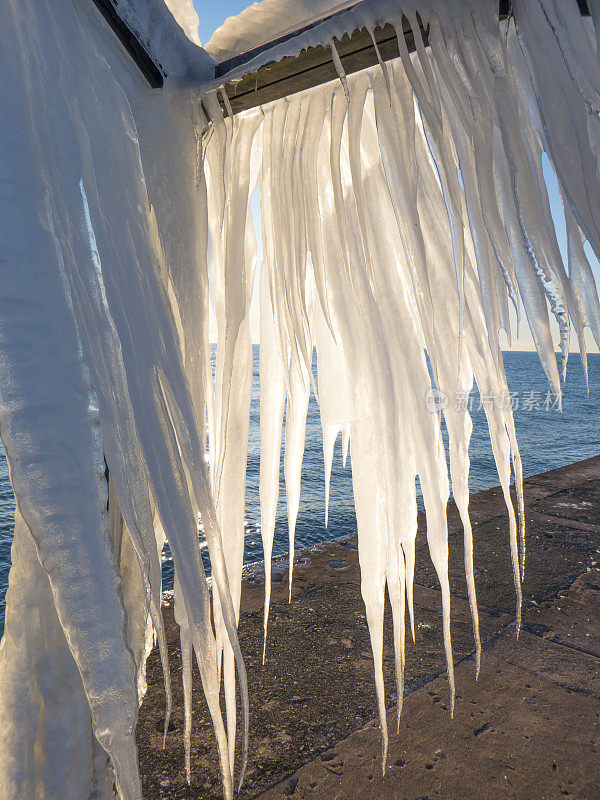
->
(137, 456), (600, 800)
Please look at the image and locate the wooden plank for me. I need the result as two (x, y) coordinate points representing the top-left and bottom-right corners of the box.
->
(217, 0), (591, 116)
(90, 0), (164, 88)
(219, 17), (427, 116)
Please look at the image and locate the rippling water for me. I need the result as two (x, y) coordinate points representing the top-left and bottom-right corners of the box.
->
(0, 446), (12, 635)
(1, 349), (599, 633)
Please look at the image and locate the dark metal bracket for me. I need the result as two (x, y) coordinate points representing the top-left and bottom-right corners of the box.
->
(90, 0), (164, 87)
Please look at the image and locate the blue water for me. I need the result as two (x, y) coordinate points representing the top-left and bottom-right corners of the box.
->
(1, 349), (600, 634)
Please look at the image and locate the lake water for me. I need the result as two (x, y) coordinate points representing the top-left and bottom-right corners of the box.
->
(1, 349), (599, 634)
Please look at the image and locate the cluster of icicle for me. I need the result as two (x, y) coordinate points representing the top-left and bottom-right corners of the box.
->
(2, 0), (600, 799)
(0, 1), (247, 798)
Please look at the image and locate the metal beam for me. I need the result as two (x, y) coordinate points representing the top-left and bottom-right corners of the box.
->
(90, 0), (164, 87)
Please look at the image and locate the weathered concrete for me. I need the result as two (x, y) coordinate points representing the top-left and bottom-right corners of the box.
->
(137, 456), (600, 800)
(258, 580), (600, 800)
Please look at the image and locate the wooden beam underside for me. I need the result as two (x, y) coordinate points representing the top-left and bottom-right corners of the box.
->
(216, 0), (591, 116)
(86, 0), (591, 114)
(218, 17), (427, 116)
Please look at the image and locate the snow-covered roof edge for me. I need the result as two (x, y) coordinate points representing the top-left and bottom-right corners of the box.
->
(205, 0), (360, 62)
(163, 0), (201, 46)
(107, 0), (215, 82)
(201, 0), (419, 93)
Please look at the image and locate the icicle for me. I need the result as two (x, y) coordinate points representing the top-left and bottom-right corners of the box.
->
(174, 575), (193, 783)
(7, 2), (600, 798)
(258, 259), (287, 661)
(284, 354), (312, 602)
(513, 0), (600, 260)
(0, 23), (145, 776)
(314, 294), (352, 529)
(355, 481), (389, 773)
(329, 88), (357, 301)
(205, 101), (261, 780)
(565, 203), (600, 382)
(301, 94), (336, 339)
(367, 27), (393, 106)
(322, 425), (338, 528)
(388, 537), (406, 734)
(342, 426), (350, 467)
(330, 40), (350, 101)
(0, 512), (104, 800)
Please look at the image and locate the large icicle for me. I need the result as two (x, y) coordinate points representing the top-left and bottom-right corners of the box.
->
(202, 0), (575, 773)
(258, 263), (287, 659)
(1, 1), (248, 797)
(205, 101), (261, 779)
(0, 513), (116, 800)
(0, 9), (142, 795)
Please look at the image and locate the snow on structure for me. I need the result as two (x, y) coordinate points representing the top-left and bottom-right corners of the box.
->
(205, 0), (362, 61)
(1, 0), (600, 799)
(163, 0), (201, 45)
(0, 2), (245, 798)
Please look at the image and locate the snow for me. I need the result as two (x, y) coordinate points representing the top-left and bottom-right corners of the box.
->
(111, 0), (214, 79)
(205, 0), (362, 61)
(163, 0), (201, 45)
(1, 0), (600, 799)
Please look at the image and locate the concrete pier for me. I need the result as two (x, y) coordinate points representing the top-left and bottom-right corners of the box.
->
(137, 456), (600, 800)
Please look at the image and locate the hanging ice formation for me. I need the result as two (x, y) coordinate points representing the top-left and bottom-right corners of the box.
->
(1, 0), (600, 797)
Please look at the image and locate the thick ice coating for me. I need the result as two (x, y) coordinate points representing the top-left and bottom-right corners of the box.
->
(0, 1), (245, 798)
(201, 0), (600, 777)
(2, 0), (600, 799)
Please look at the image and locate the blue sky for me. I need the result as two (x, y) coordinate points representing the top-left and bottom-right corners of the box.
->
(192, 0), (249, 45)
(192, 0), (599, 352)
